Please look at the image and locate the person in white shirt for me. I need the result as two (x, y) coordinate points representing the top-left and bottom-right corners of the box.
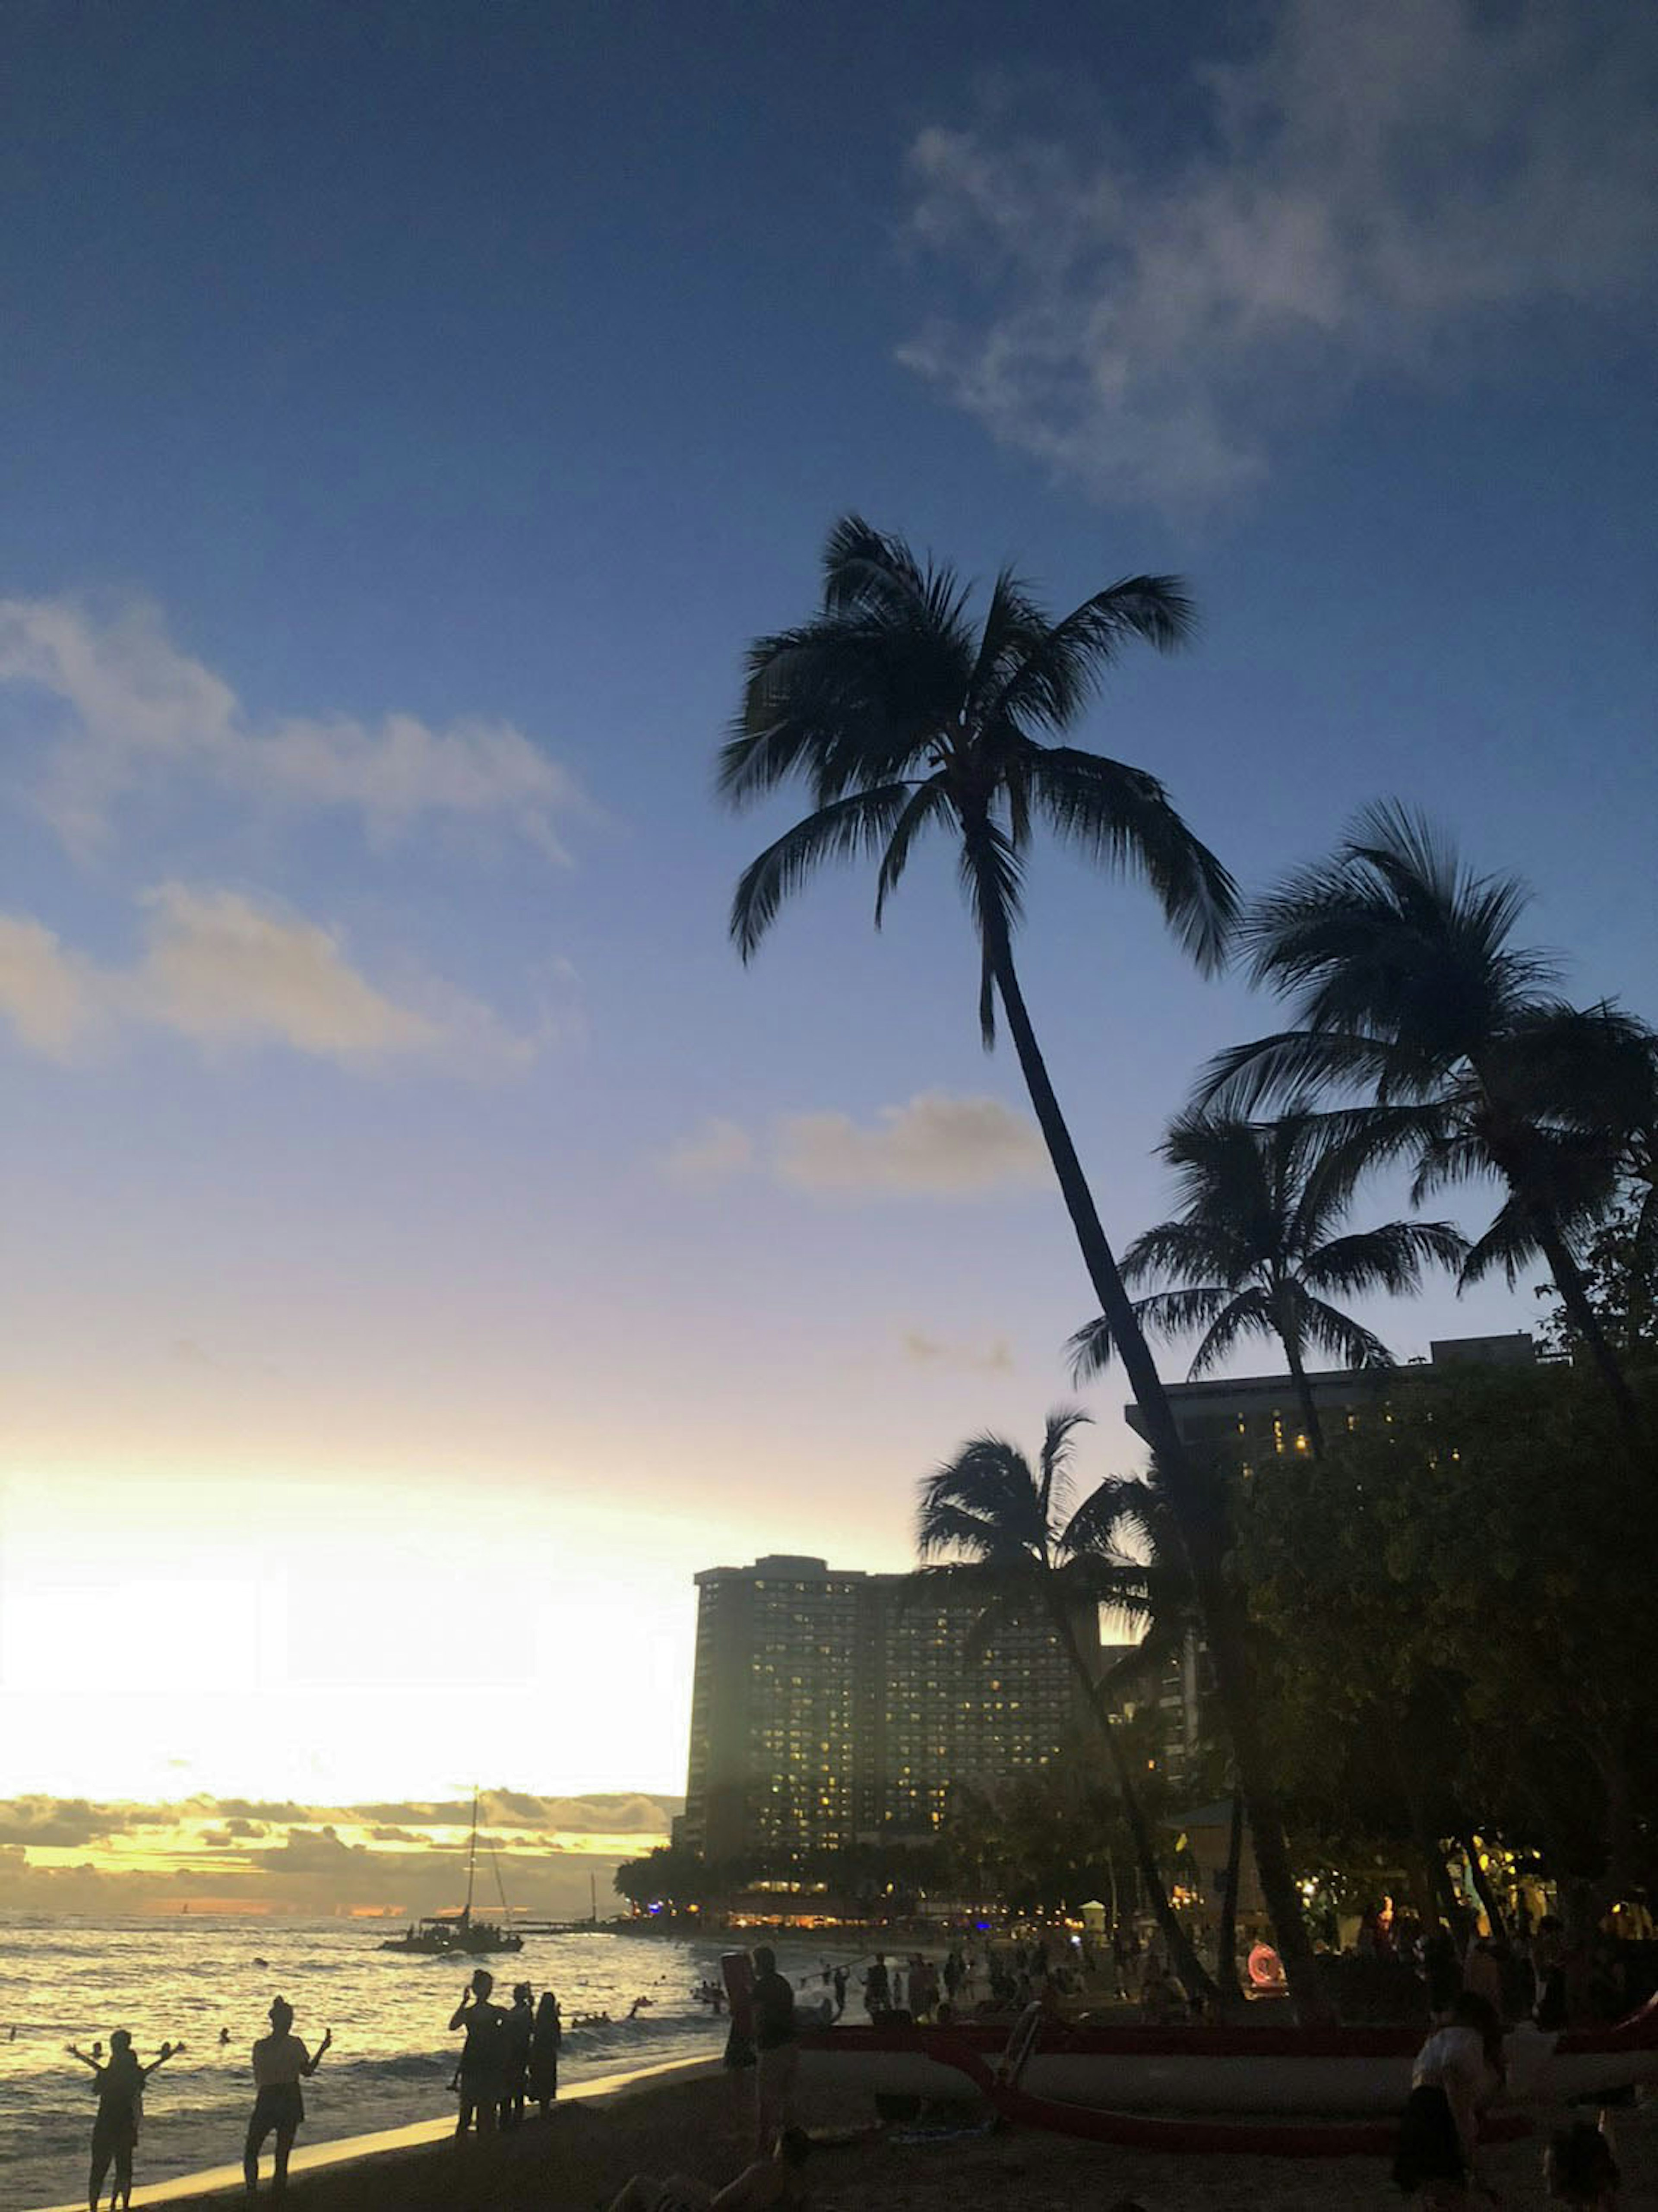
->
(1392, 1991), (1503, 2207)
(244, 1997), (330, 2199)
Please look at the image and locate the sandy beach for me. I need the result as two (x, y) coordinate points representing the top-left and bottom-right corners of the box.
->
(51, 2064), (1658, 2212)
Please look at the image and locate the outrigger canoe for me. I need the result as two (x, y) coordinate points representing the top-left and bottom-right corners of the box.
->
(790, 1998), (1658, 2151)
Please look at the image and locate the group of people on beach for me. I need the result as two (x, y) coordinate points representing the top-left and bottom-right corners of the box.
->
(67, 1995), (329, 2209)
(448, 1969), (564, 2134)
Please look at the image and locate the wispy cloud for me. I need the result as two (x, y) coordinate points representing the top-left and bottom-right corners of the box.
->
(661, 1092), (1048, 1198)
(658, 1116), (756, 1188)
(899, 0), (1658, 512)
(0, 596), (580, 859)
(0, 883), (540, 1072)
(899, 1328), (1015, 1374)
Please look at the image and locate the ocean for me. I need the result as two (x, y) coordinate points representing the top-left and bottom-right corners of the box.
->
(0, 1916), (860, 2212)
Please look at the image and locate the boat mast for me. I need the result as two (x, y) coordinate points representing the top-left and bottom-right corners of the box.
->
(462, 1789), (479, 1930)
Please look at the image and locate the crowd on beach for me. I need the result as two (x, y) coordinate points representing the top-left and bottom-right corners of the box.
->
(58, 1912), (1648, 2212)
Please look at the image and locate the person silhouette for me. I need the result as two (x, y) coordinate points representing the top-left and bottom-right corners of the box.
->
(529, 1990), (562, 2117)
(244, 1997), (330, 2199)
(448, 1968), (508, 2136)
(67, 2028), (180, 2212)
(501, 1982), (535, 2129)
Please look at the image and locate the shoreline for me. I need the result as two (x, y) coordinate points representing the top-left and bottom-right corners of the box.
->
(22, 2052), (722, 2212)
(23, 2050), (1658, 2212)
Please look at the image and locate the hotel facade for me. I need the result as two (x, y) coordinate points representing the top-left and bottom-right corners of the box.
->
(678, 1553), (1094, 1864)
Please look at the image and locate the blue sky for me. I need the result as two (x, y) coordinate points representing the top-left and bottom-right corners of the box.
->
(0, 0), (1653, 1809)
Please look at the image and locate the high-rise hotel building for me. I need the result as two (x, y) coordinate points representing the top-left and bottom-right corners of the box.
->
(679, 1553), (1093, 1863)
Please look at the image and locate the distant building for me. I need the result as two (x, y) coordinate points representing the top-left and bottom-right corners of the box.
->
(1121, 1333), (1540, 1774)
(678, 1554), (1094, 1864)
(1123, 1331), (1538, 1469)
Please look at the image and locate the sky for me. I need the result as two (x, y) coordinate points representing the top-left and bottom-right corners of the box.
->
(0, 0), (1653, 1888)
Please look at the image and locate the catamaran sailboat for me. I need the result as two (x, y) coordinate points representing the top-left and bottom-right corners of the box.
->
(379, 1792), (524, 1956)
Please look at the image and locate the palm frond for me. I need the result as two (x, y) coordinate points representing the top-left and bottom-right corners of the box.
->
(958, 821), (1026, 1046)
(1037, 1405), (1091, 1529)
(1134, 1285), (1236, 1342)
(821, 515), (971, 643)
(874, 774), (953, 925)
(991, 576), (1196, 736)
(1024, 747), (1235, 974)
(1289, 1288), (1394, 1370)
(1187, 1286), (1276, 1376)
(1196, 1030), (1423, 1116)
(965, 567), (1050, 720)
(1066, 1314), (1115, 1382)
(916, 1435), (1045, 1563)
(1121, 1217), (1248, 1287)
(729, 783), (917, 959)
(1457, 1195), (1546, 1288)
(1297, 1220), (1468, 1297)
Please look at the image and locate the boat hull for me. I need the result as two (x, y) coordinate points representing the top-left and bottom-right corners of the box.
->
(798, 2013), (1658, 2116)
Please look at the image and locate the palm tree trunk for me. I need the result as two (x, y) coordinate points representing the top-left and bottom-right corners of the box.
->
(1460, 1832), (1507, 1942)
(1049, 1602), (1218, 2004)
(1470, 1067), (1641, 1436)
(1215, 1786), (1245, 1997)
(977, 895), (1332, 2023)
(1532, 1214), (1642, 1435)
(1278, 1330), (1326, 1458)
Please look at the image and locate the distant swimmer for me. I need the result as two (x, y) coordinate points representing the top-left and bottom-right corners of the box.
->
(252, 1958), (270, 1970)
(219, 2028), (231, 2047)
(627, 1996), (654, 2020)
(67, 2028), (180, 2212)
(244, 1997), (330, 2199)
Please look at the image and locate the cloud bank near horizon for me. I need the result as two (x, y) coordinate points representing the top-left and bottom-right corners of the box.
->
(900, 0), (1658, 513)
(0, 1790), (681, 1917)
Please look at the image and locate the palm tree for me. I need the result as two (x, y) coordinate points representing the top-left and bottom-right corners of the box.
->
(721, 517), (1335, 2018)
(1069, 1110), (1467, 1455)
(1200, 803), (1646, 1433)
(913, 1407), (1217, 2000)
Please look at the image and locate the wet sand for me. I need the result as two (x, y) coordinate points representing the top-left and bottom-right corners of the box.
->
(58, 2065), (1658, 2211)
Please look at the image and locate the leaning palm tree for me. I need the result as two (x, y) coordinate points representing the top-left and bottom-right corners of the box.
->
(721, 517), (1335, 2018)
(913, 1407), (1217, 2000)
(1200, 803), (1646, 1433)
(1069, 1110), (1467, 1455)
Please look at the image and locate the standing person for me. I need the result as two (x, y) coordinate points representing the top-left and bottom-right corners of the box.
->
(244, 1998), (330, 2201)
(889, 1964), (906, 2013)
(529, 1990), (563, 2117)
(830, 1967), (847, 2020)
(67, 2029), (180, 2212)
(861, 1955), (889, 2019)
(448, 1968), (508, 2137)
(1392, 1991), (1503, 2209)
(750, 1946), (797, 2160)
(501, 1983), (534, 2129)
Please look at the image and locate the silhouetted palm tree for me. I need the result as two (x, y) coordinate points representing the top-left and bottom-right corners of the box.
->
(1201, 803), (1645, 1432)
(1069, 1110), (1467, 1455)
(721, 518), (1336, 2016)
(913, 1407), (1215, 2000)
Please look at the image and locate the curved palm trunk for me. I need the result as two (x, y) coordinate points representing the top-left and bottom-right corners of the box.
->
(977, 889), (1331, 2023)
(1049, 1603), (1218, 2005)
(1277, 1328), (1326, 1459)
(1532, 1214), (1641, 1436)
(1471, 1066), (1641, 1438)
